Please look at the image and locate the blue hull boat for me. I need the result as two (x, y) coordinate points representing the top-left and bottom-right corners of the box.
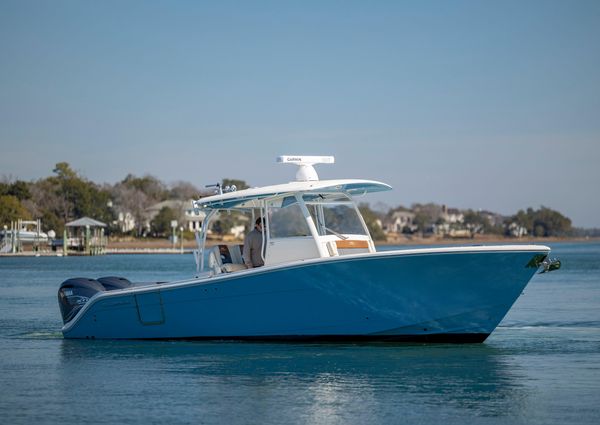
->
(58, 156), (559, 342)
(61, 246), (549, 342)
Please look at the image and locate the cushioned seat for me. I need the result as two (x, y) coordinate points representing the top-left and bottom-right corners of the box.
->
(222, 263), (247, 273)
(211, 245), (247, 274)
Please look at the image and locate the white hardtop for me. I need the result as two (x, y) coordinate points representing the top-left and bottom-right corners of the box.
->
(194, 179), (392, 210)
(191, 155), (393, 275)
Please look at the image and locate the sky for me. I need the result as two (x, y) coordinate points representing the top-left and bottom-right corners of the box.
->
(1, 0), (599, 227)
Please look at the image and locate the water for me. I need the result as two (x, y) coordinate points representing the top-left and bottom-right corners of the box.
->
(1, 243), (599, 424)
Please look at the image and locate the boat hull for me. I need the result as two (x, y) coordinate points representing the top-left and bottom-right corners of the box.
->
(61, 246), (549, 342)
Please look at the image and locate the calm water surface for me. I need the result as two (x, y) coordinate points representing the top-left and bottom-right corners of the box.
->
(1, 243), (599, 424)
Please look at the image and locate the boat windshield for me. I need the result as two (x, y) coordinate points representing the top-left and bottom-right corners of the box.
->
(302, 194), (367, 236)
(269, 200), (311, 238)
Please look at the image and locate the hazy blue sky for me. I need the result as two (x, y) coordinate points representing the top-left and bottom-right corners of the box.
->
(1, 0), (599, 227)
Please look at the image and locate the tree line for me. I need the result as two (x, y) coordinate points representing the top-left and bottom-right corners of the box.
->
(0, 162), (202, 236)
(1, 162), (577, 240)
(378, 202), (573, 240)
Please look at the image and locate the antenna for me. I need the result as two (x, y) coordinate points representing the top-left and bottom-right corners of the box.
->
(205, 183), (222, 195)
(277, 155), (335, 181)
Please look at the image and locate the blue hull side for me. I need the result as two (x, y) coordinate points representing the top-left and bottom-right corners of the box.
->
(62, 248), (546, 342)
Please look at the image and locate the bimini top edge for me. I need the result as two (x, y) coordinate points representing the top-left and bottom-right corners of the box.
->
(194, 179), (392, 210)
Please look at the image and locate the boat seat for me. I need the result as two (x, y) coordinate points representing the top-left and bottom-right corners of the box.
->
(222, 263), (247, 273)
(210, 245), (246, 274)
(218, 244), (244, 265)
(207, 246), (223, 275)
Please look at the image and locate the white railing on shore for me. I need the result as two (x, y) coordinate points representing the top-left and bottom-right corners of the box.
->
(66, 237), (106, 247)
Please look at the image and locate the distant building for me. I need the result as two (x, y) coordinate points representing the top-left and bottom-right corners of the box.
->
(506, 222), (528, 238)
(115, 211), (136, 233)
(479, 210), (505, 227)
(65, 217), (107, 255)
(441, 205), (464, 224)
(429, 205), (470, 237)
(186, 206), (205, 231)
(384, 211), (416, 233)
(145, 200), (206, 232)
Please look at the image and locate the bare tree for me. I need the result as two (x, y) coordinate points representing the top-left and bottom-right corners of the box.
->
(111, 184), (150, 236)
(169, 181), (200, 200)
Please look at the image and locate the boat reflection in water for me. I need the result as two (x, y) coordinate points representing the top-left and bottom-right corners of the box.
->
(58, 339), (526, 421)
(57, 155), (560, 342)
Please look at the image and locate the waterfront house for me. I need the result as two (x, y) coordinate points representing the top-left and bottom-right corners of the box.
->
(145, 200), (206, 232)
(384, 211), (416, 233)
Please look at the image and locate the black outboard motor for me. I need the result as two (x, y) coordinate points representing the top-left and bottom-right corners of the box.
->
(58, 278), (105, 324)
(97, 276), (132, 291)
(58, 276), (134, 324)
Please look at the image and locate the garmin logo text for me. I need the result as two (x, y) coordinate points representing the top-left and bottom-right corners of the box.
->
(276, 155), (335, 181)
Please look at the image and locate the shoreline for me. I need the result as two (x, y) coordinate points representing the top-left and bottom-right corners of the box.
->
(1, 236), (597, 257)
(374, 234), (599, 245)
(106, 234), (600, 248)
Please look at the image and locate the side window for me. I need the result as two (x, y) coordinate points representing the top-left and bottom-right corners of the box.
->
(269, 201), (310, 238)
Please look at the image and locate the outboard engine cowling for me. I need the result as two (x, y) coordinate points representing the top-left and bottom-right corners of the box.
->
(97, 276), (132, 291)
(58, 278), (105, 324)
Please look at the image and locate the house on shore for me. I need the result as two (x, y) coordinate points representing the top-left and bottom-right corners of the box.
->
(144, 200), (206, 232)
(383, 210), (416, 234)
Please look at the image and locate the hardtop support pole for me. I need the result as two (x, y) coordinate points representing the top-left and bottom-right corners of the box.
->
(295, 194), (329, 258)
